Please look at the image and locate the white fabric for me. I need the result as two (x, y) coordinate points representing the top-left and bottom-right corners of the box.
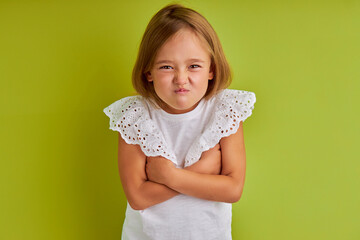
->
(146, 96), (215, 168)
(103, 89), (256, 240)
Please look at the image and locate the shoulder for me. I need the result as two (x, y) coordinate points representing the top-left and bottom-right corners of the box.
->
(216, 89), (256, 107)
(103, 95), (177, 162)
(103, 95), (150, 129)
(213, 89), (256, 123)
(103, 95), (145, 116)
(184, 89), (256, 166)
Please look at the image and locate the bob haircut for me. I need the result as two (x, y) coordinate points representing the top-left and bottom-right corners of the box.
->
(132, 3), (232, 109)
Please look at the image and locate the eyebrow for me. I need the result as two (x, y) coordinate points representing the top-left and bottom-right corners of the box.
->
(155, 58), (206, 65)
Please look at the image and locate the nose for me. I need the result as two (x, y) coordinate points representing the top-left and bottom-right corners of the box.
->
(174, 69), (188, 86)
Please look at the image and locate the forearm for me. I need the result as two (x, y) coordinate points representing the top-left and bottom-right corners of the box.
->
(129, 180), (179, 210)
(134, 163), (211, 210)
(144, 143), (223, 204)
(132, 157), (218, 210)
(166, 168), (243, 203)
(184, 159), (214, 174)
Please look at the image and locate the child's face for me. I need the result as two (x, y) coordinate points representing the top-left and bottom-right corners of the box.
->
(146, 28), (214, 114)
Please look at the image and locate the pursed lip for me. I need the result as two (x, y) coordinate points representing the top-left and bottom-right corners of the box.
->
(175, 88), (189, 93)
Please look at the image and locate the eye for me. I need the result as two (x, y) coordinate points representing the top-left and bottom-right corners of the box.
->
(159, 65), (173, 69)
(190, 64), (201, 69)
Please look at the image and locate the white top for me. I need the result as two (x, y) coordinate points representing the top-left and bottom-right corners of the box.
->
(103, 89), (256, 240)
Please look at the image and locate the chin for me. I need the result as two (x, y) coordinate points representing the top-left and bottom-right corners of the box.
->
(179, 104), (197, 111)
(165, 103), (194, 114)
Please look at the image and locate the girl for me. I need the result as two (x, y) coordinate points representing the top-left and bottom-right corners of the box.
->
(104, 4), (256, 240)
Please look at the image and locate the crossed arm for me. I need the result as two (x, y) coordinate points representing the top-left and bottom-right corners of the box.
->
(117, 121), (246, 210)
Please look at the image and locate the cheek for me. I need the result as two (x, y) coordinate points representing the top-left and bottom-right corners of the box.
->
(153, 79), (170, 96)
(189, 71), (211, 84)
(154, 72), (173, 82)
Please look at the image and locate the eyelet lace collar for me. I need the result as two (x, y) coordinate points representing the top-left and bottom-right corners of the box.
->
(103, 89), (256, 167)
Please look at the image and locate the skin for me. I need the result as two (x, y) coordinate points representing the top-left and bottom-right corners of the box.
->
(146, 27), (213, 114)
(146, 121), (246, 203)
(118, 27), (246, 210)
(118, 135), (222, 210)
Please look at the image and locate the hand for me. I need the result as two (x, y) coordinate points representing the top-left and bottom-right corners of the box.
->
(146, 156), (176, 185)
(185, 143), (222, 175)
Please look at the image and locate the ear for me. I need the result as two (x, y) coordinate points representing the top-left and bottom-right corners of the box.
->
(146, 71), (153, 82)
(208, 70), (214, 80)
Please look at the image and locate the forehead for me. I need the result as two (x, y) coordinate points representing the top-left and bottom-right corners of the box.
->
(155, 28), (210, 61)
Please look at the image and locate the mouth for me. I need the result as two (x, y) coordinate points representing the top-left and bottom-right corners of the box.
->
(175, 88), (189, 93)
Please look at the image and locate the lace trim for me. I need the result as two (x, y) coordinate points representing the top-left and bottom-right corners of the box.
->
(103, 89), (256, 168)
(184, 89), (256, 167)
(103, 96), (177, 164)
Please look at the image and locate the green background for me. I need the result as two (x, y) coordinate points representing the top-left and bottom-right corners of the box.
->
(1, 0), (359, 239)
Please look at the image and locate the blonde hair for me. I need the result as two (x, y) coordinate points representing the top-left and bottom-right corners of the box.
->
(132, 3), (232, 108)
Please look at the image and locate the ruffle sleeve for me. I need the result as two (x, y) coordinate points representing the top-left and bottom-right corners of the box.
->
(103, 95), (177, 164)
(184, 89), (256, 167)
